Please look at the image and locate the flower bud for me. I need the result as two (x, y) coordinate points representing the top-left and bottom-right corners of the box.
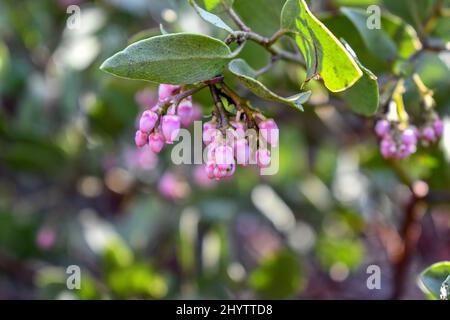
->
(135, 89), (156, 108)
(380, 137), (396, 159)
(205, 161), (216, 179)
(433, 118), (443, 137)
(213, 167), (224, 180)
(421, 127), (436, 142)
(161, 115), (181, 144)
(192, 104), (202, 122)
(375, 120), (390, 137)
(235, 139), (250, 166)
(401, 127), (417, 145)
(230, 121), (246, 139)
(158, 84), (178, 101)
(256, 149), (271, 168)
(177, 99), (194, 127)
(206, 143), (217, 162)
(397, 143), (416, 159)
(149, 131), (165, 153)
(203, 121), (218, 145)
(215, 145), (235, 170)
(259, 119), (279, 147)
(139, 110), (158, 133)
(135, 130), (148, 148)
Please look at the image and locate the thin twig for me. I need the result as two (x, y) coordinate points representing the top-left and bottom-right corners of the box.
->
(219, 82), (257, 128)
(255, 55), (281, 77)
(152, 82), (210, 129)
(227, 7), (251, 32)
(209, 85), (228, 129)
(274, 48), (305, 65)
(225, 8), (305, 67)
(266, 29), (290, 47)
(244, 31), (304, 65)
(171, 83), (208, 107)
(423, 0), (444, 35)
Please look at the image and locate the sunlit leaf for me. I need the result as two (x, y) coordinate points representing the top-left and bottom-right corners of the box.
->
(339, 40), (379, 115)
(281, 0), (363, 92)
(341, 7), (397, 61)
(418, 261), (450, 300)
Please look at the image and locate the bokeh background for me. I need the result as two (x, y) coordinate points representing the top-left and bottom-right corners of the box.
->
(0, 0), (449, 299)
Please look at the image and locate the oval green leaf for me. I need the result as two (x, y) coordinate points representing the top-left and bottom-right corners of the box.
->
(228, 59), (311, 111)
(341, 7), (398, 61)
(418, 261), (450, 300)
(234, 0), (286, 37)
(381, 12), (422, 59)
(281, 0), (363, 92)
(100, 33), (233, 84)
(339, 41), (379, 116)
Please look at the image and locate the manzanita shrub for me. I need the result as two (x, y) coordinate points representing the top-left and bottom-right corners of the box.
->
(100, 0), (443, 180)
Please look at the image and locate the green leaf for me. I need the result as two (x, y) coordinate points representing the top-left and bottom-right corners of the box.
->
(228, 59), (311, 111)
(341, 7), (397, 61)
(100, 33), (233, 85)
(340, 7), (421, 61)
(127, 28), (161, 45)
(381, 13), (422, 59)
(190, 0), (234, 33)
(281, 0), (363, 92)
(418, 261), (450, 300)
(339, 41), (379, 116)
(382, 0), (434, 32)
(321, 12), (420, 71)
(320, 14), (389, 73)
(234, 0), (286, 36)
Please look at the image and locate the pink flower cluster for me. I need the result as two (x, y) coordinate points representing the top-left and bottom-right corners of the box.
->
(375, 116), (443, 159)
(135, 84), (197, 152)
(203, 116), (278, 180)
(420, 118), (443, 144)
(133, 84), (280, 181)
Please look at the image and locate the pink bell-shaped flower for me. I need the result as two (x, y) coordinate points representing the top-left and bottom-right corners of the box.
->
(177, 99), (194, 127)
(259, 119), (279, 147)
(149, 131), (165, 153)
(256, 148), (271, 168)
(161, 115), (181, 144)
(135, 130), (148, 148)
(139, 110), (158, 133)
(158, 84), (178, 101)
